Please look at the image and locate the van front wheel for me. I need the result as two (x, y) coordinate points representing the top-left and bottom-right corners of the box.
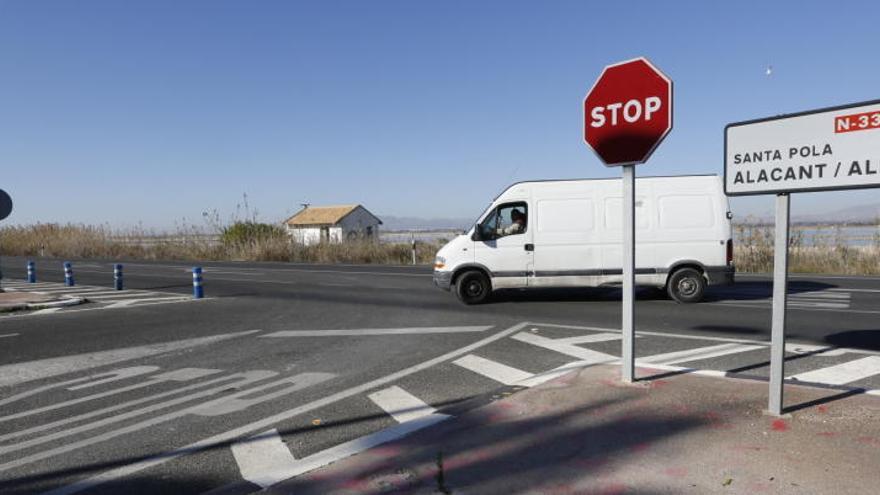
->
(455, 271), (491, 305)
(667, 268), (706, 303)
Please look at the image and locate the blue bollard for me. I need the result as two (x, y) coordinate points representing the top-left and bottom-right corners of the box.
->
(192, 267), (204, 299)
(114, 264), (124, 290)
(63, 262), (75, 286)
(27, 261), (36, 283)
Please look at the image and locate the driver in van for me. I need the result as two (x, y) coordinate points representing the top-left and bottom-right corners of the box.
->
(497, 208), (526, 236)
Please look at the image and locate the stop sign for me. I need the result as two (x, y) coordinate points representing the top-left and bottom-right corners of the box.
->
(583, 57), (673, 166)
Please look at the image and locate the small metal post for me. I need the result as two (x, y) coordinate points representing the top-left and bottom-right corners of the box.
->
(411, 233), (416, 265)
(768, 193), (790, 415)
(63, 262), (75, 286)
(114, 264), (124, 290)
(27, 261), (36, 283)
(192, 267), (204, 299)
(621, 164), (636, 383)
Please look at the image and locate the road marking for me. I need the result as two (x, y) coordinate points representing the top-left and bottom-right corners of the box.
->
(262, 326), (493, 338)
(368, 386), (436, 424)
(0, 370), (297, 465)
(0, 367), (156, 409)
(84, 291), (162, 299)
(0, 371), (266, 444)
(638, 343), (765, 365)
(105, 296), (190, 308)
(0, 330), (258, 387)
(831, 287), (880, 293)
(191, 373), (336, 417)
(230, 429), (299, 489)
(0, 333), (20, 338)
(453, 354), (534, 385)
(554, 332), (629, 345)
(532, 322), (880, 356)
(226, 414), (451, 493)
(0, 367), (207, 424)
(512, 332), (619, 363)
(789, 356), (880, 385)
(45, 322), (532, 495)
(30, 308), (63, 315)
(32, 287), (110, 294)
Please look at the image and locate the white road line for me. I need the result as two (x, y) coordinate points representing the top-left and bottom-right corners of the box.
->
(452, 355), (534, 385)
(0, 367), (155, 408)
(785, 343), (848, 357)
(0, 333), (20, 338)
(789, 356), (880, 385)
(83, 291), (161, 299)
(368, 386), (436, 424)
(2, 282), (58, 288)
(831, 287), (880, 293)
(262, 326), (493, 338)
(0, 330), (258, 387)
(231, 429), (299, 489)
(30, 308), (63, 315)
(228, 414), (451, 492)
(104, 296), (190, 308)
(44, 322), (532, 495)
(0, 371), (264, 443)
(32, 287), (110, 294)
(0, 367), (209, 424)
(638, 343), (765, 365)
(512, 332), (619, 363)
(554, 332), (629, 345)
(533, 321), (880, 356)
(0, 371), (317, 464)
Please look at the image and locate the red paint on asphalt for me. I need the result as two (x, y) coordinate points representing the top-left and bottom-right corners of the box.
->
(771, 419), (788, 431)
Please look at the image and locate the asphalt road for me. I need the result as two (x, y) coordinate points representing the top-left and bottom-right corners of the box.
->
(0, 256), (878, 494)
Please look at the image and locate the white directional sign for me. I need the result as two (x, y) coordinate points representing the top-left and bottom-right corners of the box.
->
(725, 100), (880, 196)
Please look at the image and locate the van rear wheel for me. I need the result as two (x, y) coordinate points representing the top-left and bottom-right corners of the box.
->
(667, 267), (706, 303)
(455, 271), (491, 305)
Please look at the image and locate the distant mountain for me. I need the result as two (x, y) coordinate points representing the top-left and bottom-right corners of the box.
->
(378, 214), (472, 231)
(738, 202), (880, 225)
(793, 202), (880, 224)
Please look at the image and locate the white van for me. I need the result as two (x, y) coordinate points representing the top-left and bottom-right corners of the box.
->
(433, 175), (734, 304)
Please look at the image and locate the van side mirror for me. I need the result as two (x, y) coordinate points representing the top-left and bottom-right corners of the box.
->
(472, 226), (483, 241)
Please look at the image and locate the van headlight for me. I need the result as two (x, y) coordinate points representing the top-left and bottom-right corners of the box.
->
(434, 256), (446, 270)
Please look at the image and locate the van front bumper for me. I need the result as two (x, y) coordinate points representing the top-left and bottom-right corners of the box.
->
(706, 265), (735, 285)
(433, 271), (453, 291)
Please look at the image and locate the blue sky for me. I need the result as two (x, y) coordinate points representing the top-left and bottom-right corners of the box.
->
(2, 1), (879, 230)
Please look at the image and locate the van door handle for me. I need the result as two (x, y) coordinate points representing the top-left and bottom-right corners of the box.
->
(524, 243), (534, 251)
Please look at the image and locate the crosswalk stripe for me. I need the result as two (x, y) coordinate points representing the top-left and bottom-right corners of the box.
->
(33, 287), (109, 294)
(512, 332), (619, 363)
(453, 354), (533, 385)
(789, 356), (880, 385)
(2, 282), (58, 288)
(368, 386), (436, 423)
(230, 429), (299, 489)
(639, 343), (764, 365)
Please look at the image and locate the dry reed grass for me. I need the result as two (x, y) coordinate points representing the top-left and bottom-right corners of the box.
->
(0, 223), (441, 265)
(734, 223), (880, 275)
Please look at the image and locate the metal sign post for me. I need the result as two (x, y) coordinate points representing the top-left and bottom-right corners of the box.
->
(621, 164), (636, 382)
(582, 58), (673, 383)
(725, 99), (880, 414)
(768, 193), (790, 415)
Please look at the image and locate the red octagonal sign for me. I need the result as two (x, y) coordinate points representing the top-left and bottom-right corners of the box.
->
(583, 57), (673, 166)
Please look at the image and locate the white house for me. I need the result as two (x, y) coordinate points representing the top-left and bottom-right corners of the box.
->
(284, 205), (383, 245)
